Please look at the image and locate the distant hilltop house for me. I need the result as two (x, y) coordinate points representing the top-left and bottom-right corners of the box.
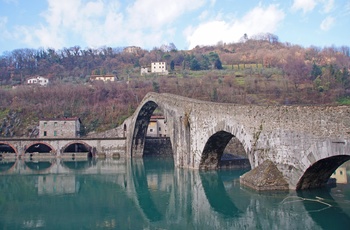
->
(90, 74), (117, 82)
(27, 76), (49, 86)
(141, 62), (168, 75)
(39, 117), (81, 138)
(123, 46), (143, 55)
(146, 115), (167, 137)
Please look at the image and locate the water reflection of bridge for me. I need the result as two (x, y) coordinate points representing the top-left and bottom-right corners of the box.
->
(1, 158), (350, 228)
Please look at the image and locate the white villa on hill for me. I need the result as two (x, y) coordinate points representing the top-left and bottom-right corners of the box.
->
(141, 62), (168, 75)
(27, 76), (49, 86)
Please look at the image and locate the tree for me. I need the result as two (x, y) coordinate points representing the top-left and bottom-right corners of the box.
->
(170, 60), (175, 71)
(283, 56), (311, 90)
(310, 62), (322, 80)
(214, 58), (223, 69)
(341, 67), (350, 90)
(190, 58), (201, 70)
(152, 81), (160, 93)
(208, 52), (223, 69)
(200, 55), (210, 70)
(211, 88), (218, 101)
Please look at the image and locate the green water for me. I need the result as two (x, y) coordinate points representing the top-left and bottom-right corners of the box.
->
(1, 157), (350, 230)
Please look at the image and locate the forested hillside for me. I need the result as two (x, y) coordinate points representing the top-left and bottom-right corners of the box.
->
(1, 34), (349, 137)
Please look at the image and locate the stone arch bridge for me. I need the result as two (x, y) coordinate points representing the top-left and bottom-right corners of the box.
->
(0, 137), (125, 159)
(124, 92), (350, 190)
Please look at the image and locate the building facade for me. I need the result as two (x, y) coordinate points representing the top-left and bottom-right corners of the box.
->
(146, 115), (167, 137)
(39, 117), (81, 138)
(151, 62), (168, 75)
(140, 67), (150, 75)
(331, 167), (348, 184)
(90, 75), (117, 82)
(27, 76), (49, 86)
(141, 62), (169, 75)
(123, 46), (143, 54)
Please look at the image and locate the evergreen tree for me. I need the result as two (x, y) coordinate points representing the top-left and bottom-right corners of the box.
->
(170, 60), (175, 71)
(214, 58), (223, 69)
(190, 58), (201, 70)
(310, 62), (322, 80)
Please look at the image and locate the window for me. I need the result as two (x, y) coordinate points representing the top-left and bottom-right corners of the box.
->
(159, 127), (161, 131)
(150, 129), (153, 132)
(54, 131), (57, 136)
(54, 122), (58, 127)
(43, 131), (47, 136)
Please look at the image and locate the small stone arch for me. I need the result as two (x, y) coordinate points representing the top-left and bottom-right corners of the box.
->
(199, 123), (252, 169)
(296, 155), (350, 190)
(0, 142), (17, 156)
(199, 131), (234, 169)
(25, 142), (56, 155)
(62, 141), (92, 153)
(62, 141), (93, 158)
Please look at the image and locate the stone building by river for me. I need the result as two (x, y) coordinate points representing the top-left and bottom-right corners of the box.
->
(146, 115), (167, 137)
(39, 117), (81, 138)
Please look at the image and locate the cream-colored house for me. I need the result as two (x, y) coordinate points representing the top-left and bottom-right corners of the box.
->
(151, 62), (168, 75)
(90, 75), (117, 82)
(146, 115), (167, 137)
(39, 117), (81, 138)
(27, 76), (49, 86)
(141, 62), (168, 75)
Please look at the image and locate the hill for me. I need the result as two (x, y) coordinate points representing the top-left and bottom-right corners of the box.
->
(0, 35), (349, 137)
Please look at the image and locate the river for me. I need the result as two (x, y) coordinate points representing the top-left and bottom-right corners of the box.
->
(1, 157), (350, 229)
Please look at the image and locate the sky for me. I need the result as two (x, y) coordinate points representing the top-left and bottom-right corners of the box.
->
(0, 0), (349, 55)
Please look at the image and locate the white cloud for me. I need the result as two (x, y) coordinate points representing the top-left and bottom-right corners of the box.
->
(126, 0), (206, 30)
(21, 0), (126, 49)
(186, 4), (285, 49)
(7, 0), (208, 50)
(292, 0), (317, 13)
(292, 0), (335, 14)
(320, 16), (335, 31)
(322, 0), (334, 13)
